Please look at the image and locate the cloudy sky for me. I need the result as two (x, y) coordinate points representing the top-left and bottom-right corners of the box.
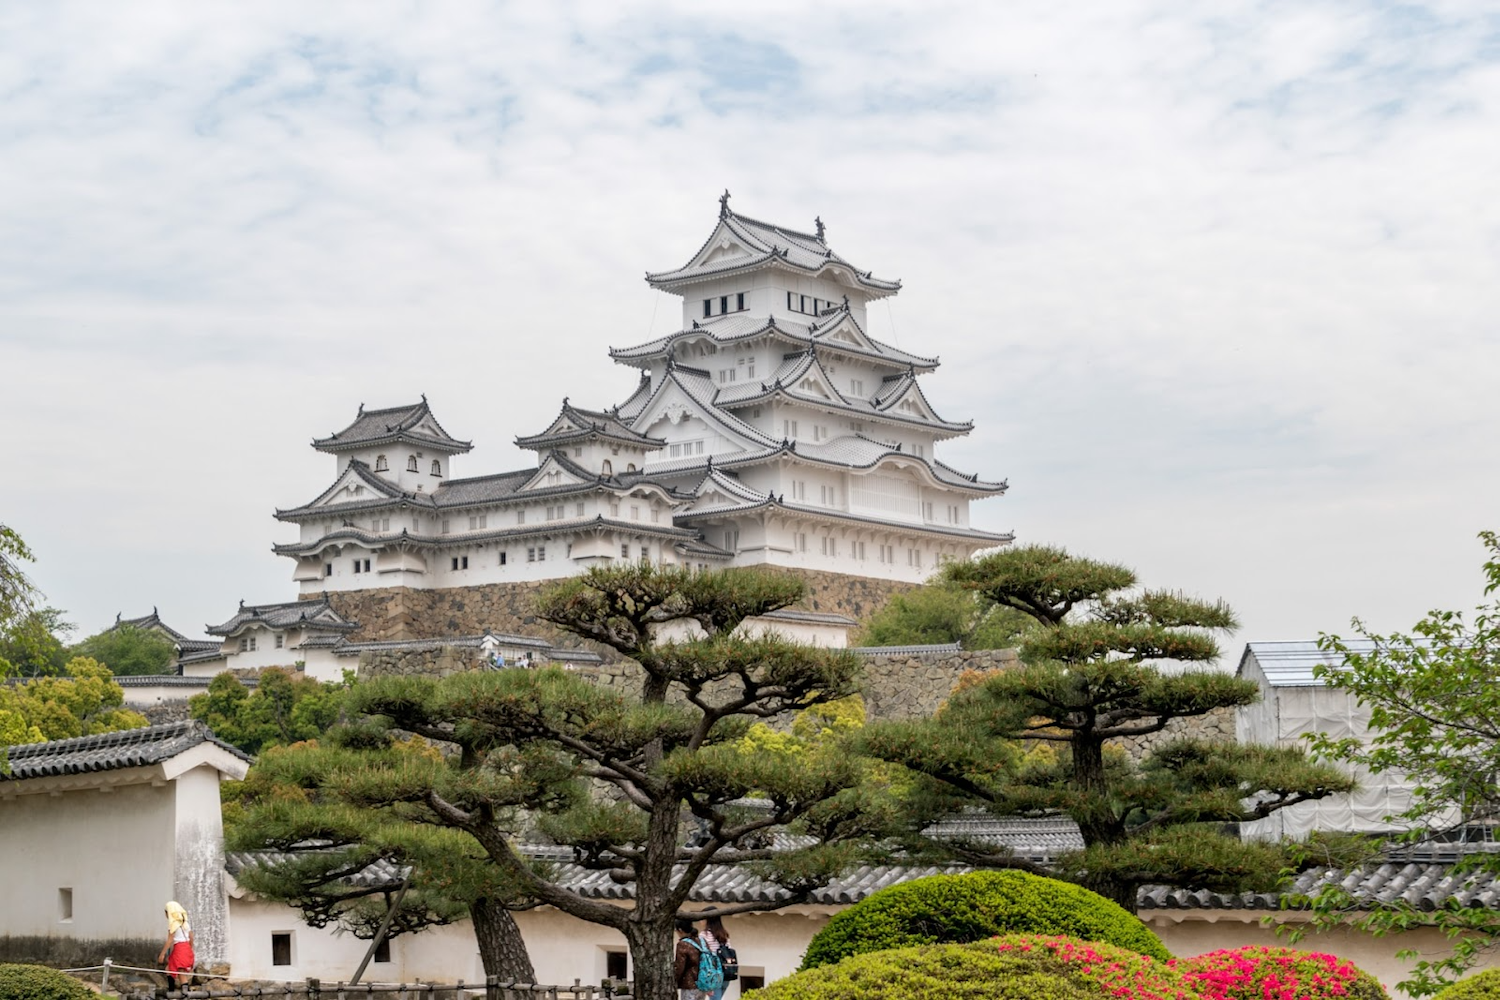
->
(2, 1), (1497, 655)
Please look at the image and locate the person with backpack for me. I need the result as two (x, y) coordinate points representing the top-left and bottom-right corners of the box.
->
(674, 918), (724, 1000)
(674, 920), (706, 999)
(697, 913), (738, 1000)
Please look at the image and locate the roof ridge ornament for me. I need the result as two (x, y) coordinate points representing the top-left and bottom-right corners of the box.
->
(719, 189), (731, 219)
(815, 216), (825, 240)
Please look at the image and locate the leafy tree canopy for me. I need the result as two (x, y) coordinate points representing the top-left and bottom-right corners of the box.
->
(857, 583), (1033, 649)
(190, 668), (350, 755)
(860, 544), (1355, 911)
(70, 623), (176, 676)
(0, 525), (67, 680)
(0, 607), (74, 678)
(0, 657), (148, 771)
(1288, 531), (1500, 996)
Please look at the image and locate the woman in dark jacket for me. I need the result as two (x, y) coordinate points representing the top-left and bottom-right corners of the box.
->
(673, 919), (705, 999)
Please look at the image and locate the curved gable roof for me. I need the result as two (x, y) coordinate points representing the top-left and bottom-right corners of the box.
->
(313, 398), (472, 455)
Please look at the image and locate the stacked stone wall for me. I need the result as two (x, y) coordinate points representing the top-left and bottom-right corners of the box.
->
(309, 570), (913, 648)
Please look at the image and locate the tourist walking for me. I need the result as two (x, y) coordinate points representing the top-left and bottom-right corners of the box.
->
(157, 901), (195, 989)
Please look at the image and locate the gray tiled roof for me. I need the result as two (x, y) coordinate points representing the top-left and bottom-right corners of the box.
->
(850, 642), (963, 656)
(1138, 862), (1500, 911)
(2, 720), (251, 781)
(760, 608), (859, 627)
(516, 402), (666, 451)
(645, 209), (901, 296)
(114, 610), (219, 654)
(611, 310), (935, 374)
(114, 674), (256, 689)
(207, 597), (358, 638)
(313, 400), (472, 455)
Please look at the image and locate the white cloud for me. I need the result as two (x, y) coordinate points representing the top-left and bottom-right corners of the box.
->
(1, 0), (1497, 649)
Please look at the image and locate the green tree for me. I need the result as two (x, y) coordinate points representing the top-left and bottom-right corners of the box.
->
(0, 657), (148, 762)
(858, 583), (1033, 649)
(0, 525), (57, 679)
(190, 669), (349, 755)
(0, 607), (74, 677)
(71, 623), (176, 676)
(228, 735), (537, 982)
(860, 544), (1355, 911)
(1288, 531), (1500, 996)
(236, 565), (880, 1000)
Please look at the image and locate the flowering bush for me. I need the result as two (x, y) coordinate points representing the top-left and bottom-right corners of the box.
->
(800, 870), (1171, 969)
(765, 934), (1199, 1000)
(1433, 969), (1500, 1000)
(1172, 946), (1387, 1000)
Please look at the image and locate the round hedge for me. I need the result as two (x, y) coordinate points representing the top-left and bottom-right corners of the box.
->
(799, 870), (1171, 969)
(1435, 971), (1500, 1000)
(1172, 947), (1387, 1000)
(766, 934), (1199, 1000)
(0, 964), (95, 1000)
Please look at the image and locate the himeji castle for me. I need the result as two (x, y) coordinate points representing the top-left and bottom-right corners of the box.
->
(274, 194), (1011, 595)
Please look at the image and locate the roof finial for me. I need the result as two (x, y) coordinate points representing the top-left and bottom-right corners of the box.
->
(719, 189), (731, 219)
(815, 216), (825, 240)
(563, 396), (570, 407)
(358, 402), (365, 414)
(421, 393), (428, 404)
(842, 294), (850, 308)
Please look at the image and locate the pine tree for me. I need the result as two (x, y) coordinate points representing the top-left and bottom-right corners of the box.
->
(228, 734), (537, 983)
(860, 544), (1354, 911)
(241, 565), (876, 1000)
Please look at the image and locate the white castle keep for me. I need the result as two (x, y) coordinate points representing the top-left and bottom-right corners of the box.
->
(274, 195), (1011, 594)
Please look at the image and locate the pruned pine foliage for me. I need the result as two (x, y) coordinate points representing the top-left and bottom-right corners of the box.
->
(861, 544), (1353, 911)
(229, 727), (539, 981)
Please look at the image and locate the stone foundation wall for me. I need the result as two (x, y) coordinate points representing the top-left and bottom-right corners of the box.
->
(357, 646), (491, 679)
(310, 570), (913, 648)
(856, 648), (1018, 720)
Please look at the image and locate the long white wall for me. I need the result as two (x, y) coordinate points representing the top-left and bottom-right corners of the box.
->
(0, 778), (175, 944)
(228, 898), (833, 990)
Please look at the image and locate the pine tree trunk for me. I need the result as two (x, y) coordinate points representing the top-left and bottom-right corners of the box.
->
(471, 897), (536, 982)
(625, 919), (679, 1000)
(1091, 878), (1141, 915)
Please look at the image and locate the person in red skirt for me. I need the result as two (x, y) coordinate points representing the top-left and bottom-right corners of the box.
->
(157, 901), (195, 988)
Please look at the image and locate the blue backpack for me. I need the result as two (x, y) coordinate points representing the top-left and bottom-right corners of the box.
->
(690, 938), (724, 994)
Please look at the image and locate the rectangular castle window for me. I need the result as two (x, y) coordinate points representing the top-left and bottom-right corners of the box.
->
(324, 563), (333, 577)
(736, 292), (745, 311)
(703, 299), (712, 318)
(373, 938), (391, 964)
(441, 519), (451, 534)
(605, 948), (628, 980)
(274, 634), (285, 649)
(720, 295), (728, 315)
(58, 888), (72, 922)
(271, 932), (292, 967)
(499, 551), (507, 566)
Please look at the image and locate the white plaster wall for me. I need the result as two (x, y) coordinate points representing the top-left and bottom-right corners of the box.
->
(119, 680), (215, 707)
(228, 897), (833, 990)
(175, 766), (232, 967)
(0, 779), (175, 943)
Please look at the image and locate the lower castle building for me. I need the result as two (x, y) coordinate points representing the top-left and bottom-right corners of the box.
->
(271, 196), (1011, 635)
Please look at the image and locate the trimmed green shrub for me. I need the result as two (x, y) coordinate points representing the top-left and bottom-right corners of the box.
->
(0, 963), (95, 1000)
(1435, 970), (1500, 1000)
(799, 870), (1171, 969)
(766, 934), (1199, 1000)
(1172, 946), (1387, 1000)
